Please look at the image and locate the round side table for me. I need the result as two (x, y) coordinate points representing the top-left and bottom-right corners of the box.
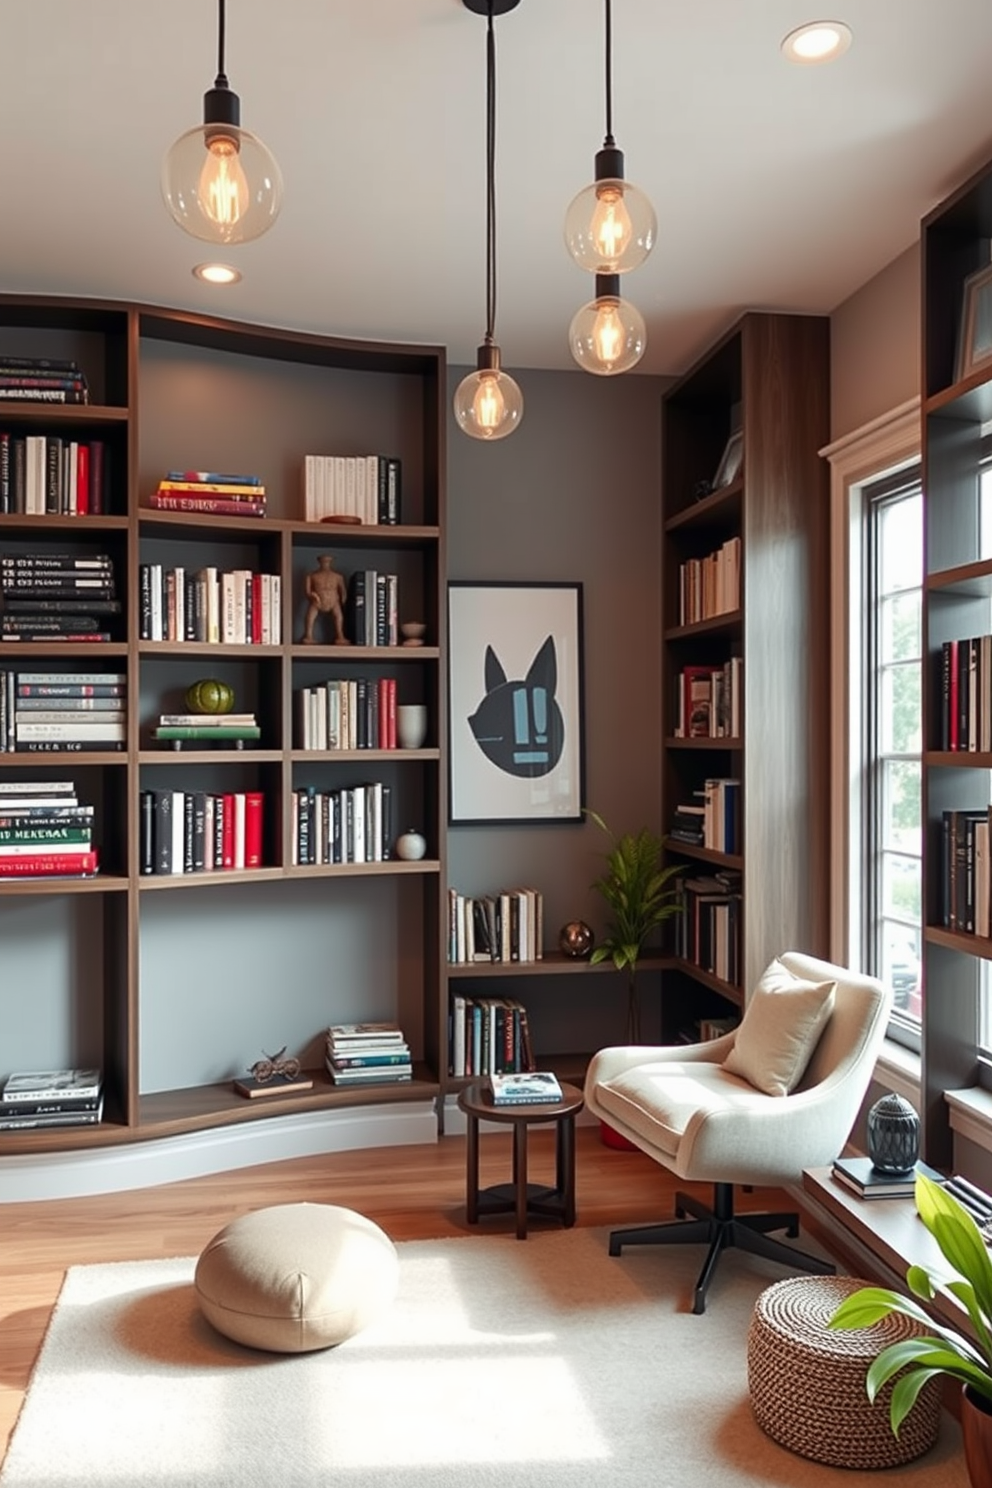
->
(457, 1079), (585, 1240)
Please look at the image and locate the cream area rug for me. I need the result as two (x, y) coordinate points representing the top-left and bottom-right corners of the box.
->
(1, 1227), (964, 1488)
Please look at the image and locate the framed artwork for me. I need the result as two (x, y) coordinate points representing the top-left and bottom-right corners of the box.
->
(713, 429), (744, 489)
(956, 263), (992, 381)
(447, 581), (585, 825)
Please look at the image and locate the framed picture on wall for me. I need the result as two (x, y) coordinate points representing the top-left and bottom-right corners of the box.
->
(955, 263), (992, 381)
(447, 581), (585, 825)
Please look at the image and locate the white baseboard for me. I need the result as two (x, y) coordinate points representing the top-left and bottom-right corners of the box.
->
(0, 1102), (439, 1204)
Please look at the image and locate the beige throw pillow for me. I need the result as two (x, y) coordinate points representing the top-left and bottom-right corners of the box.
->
(722, 957), (836, 1096)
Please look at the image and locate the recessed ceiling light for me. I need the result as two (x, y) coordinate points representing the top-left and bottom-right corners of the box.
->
(192, 262), (242, 285)
(781, 20), (852, 64)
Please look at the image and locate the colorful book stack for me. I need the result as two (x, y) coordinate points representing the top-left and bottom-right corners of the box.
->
(0, 355), (88, 406)
(138, 562), (280, 643)
(138, 788), (263, 874)
(302, 453), (401, 525)
(0, 779), (98, 879)
(324, 1023), (412, 1085)
(295, 677), (397, 750)
(147, 469), (266, 519)
(152, 711), (260, 749)
(449, 995), (535, 1078)
(0, 669), (126, 754)
(0, 550), (119, 645)
(0, 1067), (103, 1130)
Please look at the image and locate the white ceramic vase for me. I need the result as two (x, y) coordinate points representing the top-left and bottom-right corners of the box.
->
(396, 704), (428, 750)
(395, 828), (427, 861)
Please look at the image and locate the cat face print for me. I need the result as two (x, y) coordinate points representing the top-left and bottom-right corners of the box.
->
(468, 635), (564, 777)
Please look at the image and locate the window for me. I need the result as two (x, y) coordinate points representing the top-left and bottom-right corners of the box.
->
(863, 470), (923, 1041)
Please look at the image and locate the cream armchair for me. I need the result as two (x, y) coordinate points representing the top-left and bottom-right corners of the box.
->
(584, 951), (891, 1313)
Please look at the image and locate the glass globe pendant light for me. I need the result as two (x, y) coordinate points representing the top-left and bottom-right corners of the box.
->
(564, 0), (656, 276)
(453, 0), (524, 442)
(162, 0), (283, 246)
(569, 274), (646, 376)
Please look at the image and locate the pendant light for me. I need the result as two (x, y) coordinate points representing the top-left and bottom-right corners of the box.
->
(453, 0), (524, 442)
(162, 0), (283, 246)
(564, 0), (656, 275)
(569, 273), (646, 376)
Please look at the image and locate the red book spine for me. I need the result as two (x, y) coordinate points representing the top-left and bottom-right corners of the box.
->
(251, 573), (263, 645)
(75, 443), (90, 515)
(387, 678), (397, 749)
(0, 849), (98, 876)
(948, 638), (959, 751)
(147, 493), (266, 518)
(244, 791), (263, 868)
(377, 678), (388, 748)
(221, 794), (235, 869)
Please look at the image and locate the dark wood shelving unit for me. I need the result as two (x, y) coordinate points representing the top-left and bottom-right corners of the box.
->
(659, 311), (831, 1034)
(920, 148), (992, 1167)
(0, 294), (447, 1157)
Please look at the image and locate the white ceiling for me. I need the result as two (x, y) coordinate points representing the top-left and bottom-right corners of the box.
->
(4, 1), (992, 377)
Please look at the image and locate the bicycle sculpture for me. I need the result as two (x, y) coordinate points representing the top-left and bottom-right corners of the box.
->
(248, 1046), (302, 1083)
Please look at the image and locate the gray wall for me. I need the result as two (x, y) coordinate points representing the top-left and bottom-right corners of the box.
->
(830, 243), (920, 440)
(446, 364), (668, 939)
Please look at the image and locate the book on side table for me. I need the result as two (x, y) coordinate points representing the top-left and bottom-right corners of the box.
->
(490, 1071), (563, 1106)
(831, 1154), (944, 1200)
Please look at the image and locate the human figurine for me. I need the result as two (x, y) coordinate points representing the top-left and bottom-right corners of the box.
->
(301, 554), (350, 645)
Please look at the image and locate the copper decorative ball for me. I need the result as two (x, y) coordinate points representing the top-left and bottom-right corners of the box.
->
(559, 920), (594, 959)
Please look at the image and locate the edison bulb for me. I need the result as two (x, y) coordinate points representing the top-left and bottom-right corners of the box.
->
(199, 135), (249, 230)
(564, 178), (656, 274)
(453, 366), (524, 441)
(162, 123), (283, 245)
(569, 294), (646, 376)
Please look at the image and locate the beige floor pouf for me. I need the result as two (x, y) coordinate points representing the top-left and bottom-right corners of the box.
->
(195, 1201), (399, 1353)
(747, 1274), (942, 1468)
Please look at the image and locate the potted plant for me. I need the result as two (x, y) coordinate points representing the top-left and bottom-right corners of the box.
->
(829, 1171), (992, 1484)
(586, 809), (684, 1044)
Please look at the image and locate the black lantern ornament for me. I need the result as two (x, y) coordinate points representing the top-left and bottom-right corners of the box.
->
(867, 1092), (921, 1175)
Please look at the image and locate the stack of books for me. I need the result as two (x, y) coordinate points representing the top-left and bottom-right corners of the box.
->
(831, 1154), (944, 1200)
(490, 1071), (563, 1106)
(147, 469), (266, 519)
(0, 355), (88, 406)
(152, 712), (260, 749)
(0, 1067), (103, 1130)
(0, 432), (106, 514)
(0, 780), (98, 879)
(325, 1023), (412, 1085)
(0, 550), (119, 645)
(0, 669), (126, 755)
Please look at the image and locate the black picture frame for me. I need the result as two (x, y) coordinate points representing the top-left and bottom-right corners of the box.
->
(447, 581), (585, 825)
(713, 429), (744, 489)
(956, 263), (992, 382)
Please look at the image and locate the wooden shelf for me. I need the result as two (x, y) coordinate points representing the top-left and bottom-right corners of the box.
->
(446, 952), (674, 979)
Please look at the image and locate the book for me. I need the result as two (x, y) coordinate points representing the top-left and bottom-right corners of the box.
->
(328, 1050), (412, 1069)
(326, 1022), (407, 1045)
(831, 1155), (944, 1199)
(489, 1071), (563, 1105)
(157, 714), (256, 727)
(325, 1062), (412, 1083)
(166, 470), (263, 486)
(157, 480), (266, 497)
(152, 726), (261, 742)
(233, 1073), (314, 1099)
(3, 1068), (102, 1101)
(0, 1107), (103, 1130)
(147, 493), (266, 518)
(0, 1094), (103, 1116)
(0, 850), (98, 876)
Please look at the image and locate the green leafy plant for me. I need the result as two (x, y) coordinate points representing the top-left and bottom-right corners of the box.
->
(586, 808), (684, 1042)
(829, 1171), (992, 1434)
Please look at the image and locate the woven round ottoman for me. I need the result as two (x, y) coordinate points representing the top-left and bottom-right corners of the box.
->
(747, 1274), (942, 1468)
(195, 1202), (398, 1353)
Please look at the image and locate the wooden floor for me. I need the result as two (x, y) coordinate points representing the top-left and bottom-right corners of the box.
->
(0, 1126), (809, 1469)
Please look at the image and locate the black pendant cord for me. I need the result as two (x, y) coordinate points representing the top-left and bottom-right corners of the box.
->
(603, 0), (614, 148)
(216, 0), (229, 91)
(484, 1), (498, 347)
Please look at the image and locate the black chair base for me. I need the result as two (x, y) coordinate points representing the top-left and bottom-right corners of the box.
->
(608, 1181), (835, 1314)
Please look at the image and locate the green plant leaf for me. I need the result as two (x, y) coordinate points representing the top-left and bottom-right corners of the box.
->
(888, 1366), (945, 1435)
